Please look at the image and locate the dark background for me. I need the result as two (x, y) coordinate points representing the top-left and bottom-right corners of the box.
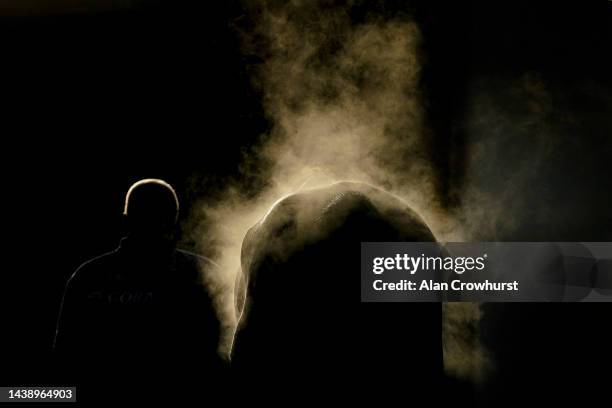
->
(2, 0), (611, 404)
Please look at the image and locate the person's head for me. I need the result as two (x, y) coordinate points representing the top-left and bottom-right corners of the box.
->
(123, 179), (179, 239)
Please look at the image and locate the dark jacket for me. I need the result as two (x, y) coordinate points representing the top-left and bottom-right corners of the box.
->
(54, 236), (225, 401)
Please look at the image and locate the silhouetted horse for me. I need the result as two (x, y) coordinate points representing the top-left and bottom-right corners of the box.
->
(232, 182), (443, 404)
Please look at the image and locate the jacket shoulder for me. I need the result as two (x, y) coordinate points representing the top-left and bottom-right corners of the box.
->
(175, 249), (219, 270)
(67, 250), (119, 288)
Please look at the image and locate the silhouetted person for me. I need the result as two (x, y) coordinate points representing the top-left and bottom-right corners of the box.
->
(54, 179), (224, 402)
(232, 182), (443, 405)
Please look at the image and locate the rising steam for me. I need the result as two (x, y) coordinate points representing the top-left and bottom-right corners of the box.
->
(188, 0), (486, 382)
